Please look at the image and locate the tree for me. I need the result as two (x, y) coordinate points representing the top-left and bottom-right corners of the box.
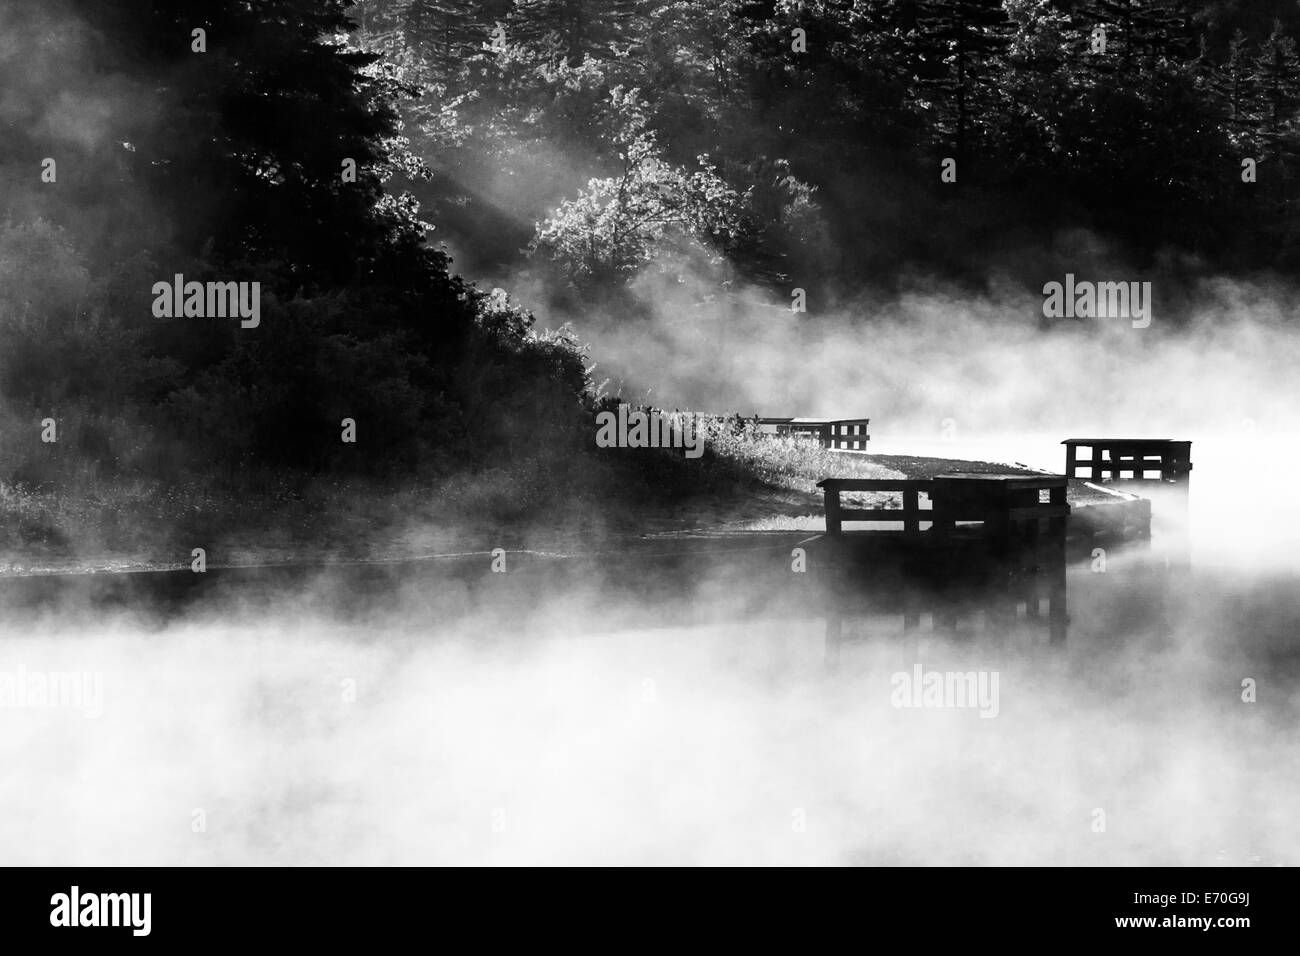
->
(66, 0), (456, 297)
(1252, 19), (1300, 205)
(401, 0), (509, 78)
(507, 0), (648, 66)
(529, 89), (751, 285)
(1210, 29), (1259, 151)
(6, 0), (592, 473)
(1084, 0), (1196, 73)
(909, 0), (1014, 174)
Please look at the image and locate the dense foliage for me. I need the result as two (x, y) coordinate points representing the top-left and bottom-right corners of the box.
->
(5, 0), (1300, 499)
(354, 0), (1300, 298)
(0, 0), (590, 484)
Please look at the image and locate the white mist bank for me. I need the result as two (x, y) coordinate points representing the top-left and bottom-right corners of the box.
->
(0, 579), (1294, 866)
(561, 260), (1300, 576)
(5, 428), (1287, 866)
(572, 273), (1300, 427)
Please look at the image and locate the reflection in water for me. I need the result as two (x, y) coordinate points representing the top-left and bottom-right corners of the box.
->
(824, 534), (1074, 667)
(0, 461), (1294, 865)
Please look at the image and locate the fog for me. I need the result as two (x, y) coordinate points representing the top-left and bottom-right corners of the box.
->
(6, 256), (1300, 865)
(2, 494), (1297, 865)
(553, 254), (1300, 575)
(2, 0), (1298, 868)
(565, 263), (1295, 430)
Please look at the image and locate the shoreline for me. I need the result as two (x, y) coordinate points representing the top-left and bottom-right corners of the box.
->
(0, 451), (1140, 578)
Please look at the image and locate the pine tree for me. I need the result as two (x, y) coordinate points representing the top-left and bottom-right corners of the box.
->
(1080, 0), (1195, 79)
(1210, 29), (1259, 151)
(1252, 20), (1300, 204)
(65, 0), (474, 310)
(909, 0), (1013, 174)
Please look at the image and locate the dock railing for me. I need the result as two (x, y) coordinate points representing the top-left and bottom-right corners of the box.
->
(817, 474), (1070, 541)
(1062, 439), (1192, 486)
(760, 417), (871, 450)
(816, 479), (931, 535)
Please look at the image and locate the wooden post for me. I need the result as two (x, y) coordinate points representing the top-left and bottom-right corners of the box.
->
(903, 488), (920, 537)
(931, 485), (953, 537)
(1024, 510), (1040, 546)
(931, 499), (947, 536)
(1049, 484), (1068, 537)
(1091, 443), (1102, 482)
(1065, 443), (1076, 479)
(1164, 442), (1193, 489)
(986, 498), (1011, 555)
(824, 485), (842, 534)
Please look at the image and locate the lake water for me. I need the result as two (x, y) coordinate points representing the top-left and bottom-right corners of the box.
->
(1, 432), (1296, 865)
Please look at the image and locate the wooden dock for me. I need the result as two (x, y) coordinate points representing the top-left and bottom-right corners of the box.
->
(0, 438), (1188, 652)
(817, 472), (1070, 551)
(814, 436), (1192, 564)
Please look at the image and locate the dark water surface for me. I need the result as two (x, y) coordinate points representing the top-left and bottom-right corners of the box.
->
(1, 433), (1296, 864)
(0, 518), (1294, 865)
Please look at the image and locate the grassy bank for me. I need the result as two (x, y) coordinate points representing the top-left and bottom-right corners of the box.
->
(0, 420), (1046, 573)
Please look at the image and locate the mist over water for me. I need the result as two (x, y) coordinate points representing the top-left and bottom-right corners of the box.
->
(575, 274), (1299, 431)
(6, 274), (1300, 863)
(2, 0), (1297, 874)
(6, 268), (1299, 863)
(2, 491), (1297, 865)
